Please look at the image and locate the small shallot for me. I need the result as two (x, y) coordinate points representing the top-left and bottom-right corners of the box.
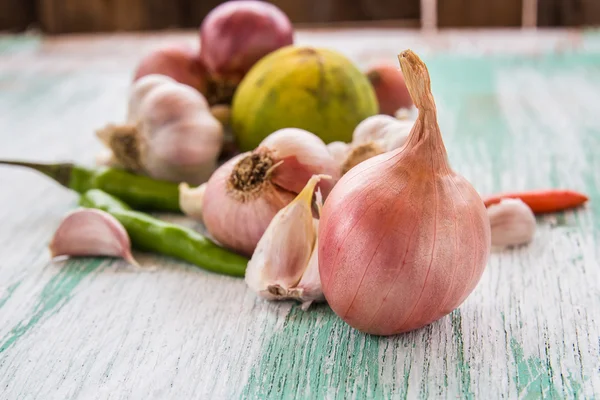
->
(133, 44), (209, 95)
(245, 175), (326, 309)
(49, 208), (138, 266)
(199, 1), (294, 83)
(318, 50), (491, 336)
(366, 62), (413, 116)
(201, 128), (339, 256)
(488, 199), (536, 247)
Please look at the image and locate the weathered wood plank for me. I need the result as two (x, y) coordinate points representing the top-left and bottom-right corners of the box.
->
(0, 29), (599, 399)
(0, 0), (36, 32)
(437, 0), (523, 27)
(38, 0), (184, 34)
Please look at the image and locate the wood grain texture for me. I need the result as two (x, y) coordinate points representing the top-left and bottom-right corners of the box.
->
(0, 0), (36, 32)
(538, 0), (600, 27)
(38, 0), (184, 34)
(437, 0), (523, 27)
(0, 29), (600, 399)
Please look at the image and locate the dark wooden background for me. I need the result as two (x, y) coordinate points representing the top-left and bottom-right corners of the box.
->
(1, 0), (599, 33)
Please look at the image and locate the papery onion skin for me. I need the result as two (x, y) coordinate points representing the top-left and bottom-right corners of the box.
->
(259, 128), (340, 198)
(318, 50), (491, 336)
(202, 153), (296, 256)
(199, 0), (294, 81)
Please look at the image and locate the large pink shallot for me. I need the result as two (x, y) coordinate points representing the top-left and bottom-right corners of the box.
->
(318, 50), (491, 336)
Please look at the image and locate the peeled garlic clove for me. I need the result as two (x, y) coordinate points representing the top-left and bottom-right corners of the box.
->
(179, 182), (206, 222)
(258, 128), (340, 198)
(49, 208), (138, 266)
(245, 175), (325, 301)
(488, 199), (536, 247)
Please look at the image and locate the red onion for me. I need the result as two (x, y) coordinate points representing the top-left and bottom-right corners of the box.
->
(366, 62), (413, 116)
(134, 44), (208, 95)
(318, 50), (491, 336)
(199, 0), (294, 82)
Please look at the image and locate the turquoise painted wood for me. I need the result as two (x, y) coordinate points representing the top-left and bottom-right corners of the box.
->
(0, 29), (599, 399)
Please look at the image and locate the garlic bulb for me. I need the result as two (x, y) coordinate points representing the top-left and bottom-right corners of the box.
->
(488, 199), (536, 247)
(245, 175), (326, 308)
(127, 74), (176, 122)
(318, 50), (491, 336)
(326, 141), (350, 166)
(179, 182), (207, 222)
(97, 74), (223, 185)
(49, 208), (138, 266)
(342, 114), (414, 174)
(201, 128), (339, 256)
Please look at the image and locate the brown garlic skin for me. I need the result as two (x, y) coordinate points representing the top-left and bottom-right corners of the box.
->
(49, 208), (138, 266)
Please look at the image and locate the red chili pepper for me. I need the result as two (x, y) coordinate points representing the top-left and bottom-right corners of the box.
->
(483, 189), (589, 214)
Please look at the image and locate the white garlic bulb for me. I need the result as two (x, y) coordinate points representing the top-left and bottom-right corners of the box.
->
(97, 74), (223, 185)
(341, 114), (415, 174)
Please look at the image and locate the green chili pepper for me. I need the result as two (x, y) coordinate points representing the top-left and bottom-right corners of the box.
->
(0, 160), (181, 212)
(79, 189), (247, 277)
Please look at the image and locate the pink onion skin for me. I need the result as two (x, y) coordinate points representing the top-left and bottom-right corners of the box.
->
(258, 128), (340, 198)
(318, 157), (490, 335)
(134, 44), (209, 94)
(366, 63), (413, 116)
(199, 0), (294, 81)
(318, 50), (491, 336)
(202, 153), (296, 256)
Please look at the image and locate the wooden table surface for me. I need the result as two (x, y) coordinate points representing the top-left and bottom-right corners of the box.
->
(0, 28), (599, 399)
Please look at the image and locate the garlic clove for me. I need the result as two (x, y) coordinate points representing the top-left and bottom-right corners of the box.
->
(142, 115), (223, 185)
(258, 128), (340, 198)
(245, 174), (327, 301)
(341, 142), (385, 175)
(488, 198), (537, 247)
(326, 141), (350, 167)
(352, 114), (413, 152)
(179, 182), (206, 222)
(293, 222), (325, 311)
(49, 208), (138, 266)
(341, 114), (414, 174)
(127, 74), (177, 122)
(99, 78), (224, 186)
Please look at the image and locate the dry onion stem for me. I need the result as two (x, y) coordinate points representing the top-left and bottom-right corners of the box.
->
(318, 50), (491, 336)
